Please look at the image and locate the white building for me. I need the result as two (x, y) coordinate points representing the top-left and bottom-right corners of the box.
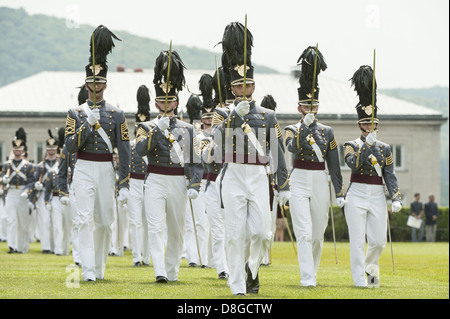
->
(0, 70), (446, 205)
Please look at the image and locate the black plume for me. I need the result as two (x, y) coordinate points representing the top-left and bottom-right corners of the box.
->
(77, 85), (88, 105)
(153, 50), (186, 91)
(261, 95), (277, 111)
(186, 94), (202, 124)
(297, 46), (327, 93)
(89, 25), (121, 66)
(136, 85), (151, 119)
(350, 65), (377, 107)
(48, 129), (54, 139)
(15, 127), (26, 143)
(221, 21), (253, 69)
(199, 74), (214, 110)
(57, 127), (65, 150)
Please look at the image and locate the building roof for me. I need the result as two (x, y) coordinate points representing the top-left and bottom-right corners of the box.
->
(0, 70), (444, 120)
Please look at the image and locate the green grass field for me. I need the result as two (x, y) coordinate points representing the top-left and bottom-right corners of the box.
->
(0, 241), (448, 299)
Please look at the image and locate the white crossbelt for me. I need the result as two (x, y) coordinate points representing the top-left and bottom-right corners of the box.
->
(42, 161), (59, 181)
(9, 160), (27, 181)
(82, 102), (113, 153)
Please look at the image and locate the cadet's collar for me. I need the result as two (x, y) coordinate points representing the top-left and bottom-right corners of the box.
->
(87, 99), (105, 108)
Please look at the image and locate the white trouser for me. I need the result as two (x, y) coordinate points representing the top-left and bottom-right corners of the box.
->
(73, 159), (115, 281)
(345, 182), (387, 287)
(205, 180), (229, 275)
(290, 168), (330, 286)
(51, 195), (72, 255)
(221, 163), (271, 295)
(37, 191), (53, 252)
(144, 173), (186, 281)
(262, 191), (279, 265)
(5, 187), (30, 253)
(185, 179), (209, 266)
(0, 200), (7, 241)
(110, 199), (129, 256)
(128, 178), (150, 264)
(28, 205), (38, 242)
(69, 183), (81, 264)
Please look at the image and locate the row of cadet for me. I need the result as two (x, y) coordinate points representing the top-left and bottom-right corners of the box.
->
(1, 21), (404, 295)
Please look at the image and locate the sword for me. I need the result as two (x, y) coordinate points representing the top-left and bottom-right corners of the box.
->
(280, 203), (297, 257)
(90, 32), (101, 131)
(328, 176), (338, 264)
(164, 40), (173, 117)
(371, 48), (376, 133)
(310, 43), (319, 113)
(189, 198), (203, 267)
(215, 56), (223, 108)
(242, 14), (248, 102)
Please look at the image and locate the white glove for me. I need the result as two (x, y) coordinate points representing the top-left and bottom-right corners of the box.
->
(187, 188), (199, 200)
(20, 191), (28, 199)
(87, 108), (100, 126)
(157, 116), (170, 131)
(45, 203), (52, 212)
(235, 100), (250, 117)
(60, 196), (70, 206)
(34, 181), (43, 191)
(28, 201), (34, 210)
(118, 188), (129, 206)
(392, 201), (402, 213)
(278, 191), (291, 206)
(2, 176), (10, 184)
(336, 197), (346, 208)
(366, 132), (377, 146)
(303, 113), (315, 127)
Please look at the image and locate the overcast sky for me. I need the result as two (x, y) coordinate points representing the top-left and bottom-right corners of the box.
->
(1, 0), (448, 89)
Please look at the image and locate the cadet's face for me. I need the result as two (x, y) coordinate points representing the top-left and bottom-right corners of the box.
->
(231, 83), (255, 99)
(86, 82), (106, 101)
(359, 122), (377, 135)
(202, 117), (212, 127)
(13, 149), (23, 158)
(47, 148), (57, 156)
(298, 104), (319, 115)
(156, 101), (178, 115)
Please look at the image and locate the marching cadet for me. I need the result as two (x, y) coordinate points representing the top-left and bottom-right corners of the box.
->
(184, 74), (215, 268)
(201, 66), (229, 279)
(259, 94), (281, 266)
(43, 129), (71, 256)
(284, 46), (345, 287)
(135, 49), (203, 283)
(33, 129), (61, 254)
(212, 21), (290, 295)
(57, 138), (80, 265)
(344, 65), (402, 288)
(64, 25), (130, 281)
(110, 147), (130, 256)
(1, 128), (36, 253)
(128, 85), (151, 267)
(0, 163), (6, 242)
(56, 85), (87, 266)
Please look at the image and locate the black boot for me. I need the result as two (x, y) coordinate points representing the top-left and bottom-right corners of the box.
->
(245, 263), (259, 294)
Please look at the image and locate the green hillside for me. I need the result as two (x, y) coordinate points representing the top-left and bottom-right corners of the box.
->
(0, 7), (277, 88)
